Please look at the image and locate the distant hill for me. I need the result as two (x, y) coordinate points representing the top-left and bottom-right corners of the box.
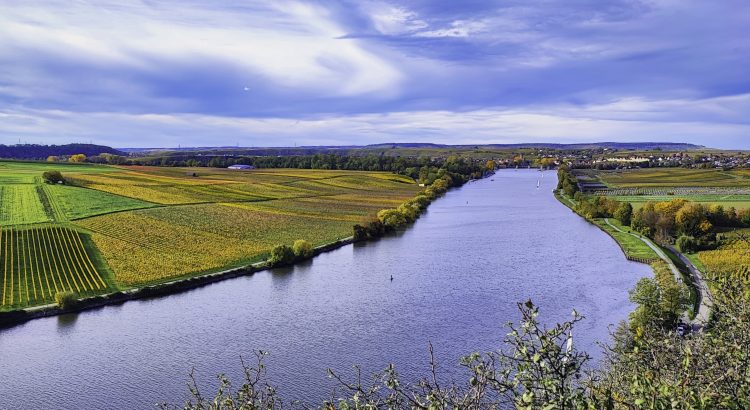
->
(364, 142), (705, 151)
(0, 144), (126, 159)
(124, 141), (705, 157)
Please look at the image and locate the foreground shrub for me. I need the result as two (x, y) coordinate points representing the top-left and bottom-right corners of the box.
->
(267, 244), (295, 267)
(42, 170), (64, 184)
(292, 239), (313, 260)
(55, 291), (77, 309)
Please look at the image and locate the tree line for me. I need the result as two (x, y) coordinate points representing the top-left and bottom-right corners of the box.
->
(0, 144), (124, 159)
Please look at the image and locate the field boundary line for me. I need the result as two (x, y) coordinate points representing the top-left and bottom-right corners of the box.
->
(39, 227), (60, 295)
(60, 227), (94, 291)
(71, 230), (106, 288)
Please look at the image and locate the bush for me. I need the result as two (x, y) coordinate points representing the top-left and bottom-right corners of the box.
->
(42, 170), (64, 184)
(292, 239), (313, 260)
(353, 224), (368, 242)
(377, 209), (407, 230)
(55, 291), (77, 310)
(267, 244), (295, 267)
(676, 235), (698, 253)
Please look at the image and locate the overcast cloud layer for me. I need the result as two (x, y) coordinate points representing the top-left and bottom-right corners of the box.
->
(1, 0), (749, 148)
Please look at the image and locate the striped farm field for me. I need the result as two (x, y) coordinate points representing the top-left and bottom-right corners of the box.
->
(1, 161), (422, 304)
(596, 168), (750, 188)
(0, 225), (113, 310)
(75, 203), (358, 285)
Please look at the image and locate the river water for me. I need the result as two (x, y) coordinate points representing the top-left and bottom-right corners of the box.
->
(0, 170), (650, 409)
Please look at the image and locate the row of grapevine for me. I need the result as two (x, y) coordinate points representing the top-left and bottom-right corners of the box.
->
(592, 187), (750, 196)
(0, 225), (109, 308)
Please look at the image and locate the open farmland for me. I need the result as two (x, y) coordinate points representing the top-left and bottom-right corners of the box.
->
(595, 168), (750, 188)
(64, 166), (420, 286)
(697, 230), (750, 285)
(0, 161), (420, 305)
(44, 184), (155, 220)
(0, 225), (113, 310)
(583, 168), (750, 210)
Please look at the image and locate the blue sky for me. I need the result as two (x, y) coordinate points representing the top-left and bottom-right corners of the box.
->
(1, 0), (749, 148)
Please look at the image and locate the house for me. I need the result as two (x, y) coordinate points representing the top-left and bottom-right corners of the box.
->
(227, 164), (255, 170)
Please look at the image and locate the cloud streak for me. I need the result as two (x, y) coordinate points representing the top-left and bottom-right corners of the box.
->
(0, 0), (748, 147)
(5, 93), (750, 149)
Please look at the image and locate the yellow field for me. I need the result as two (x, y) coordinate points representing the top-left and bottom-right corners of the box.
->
(698, 240), (750, 278)
(65, 167), (419, 285)
(0, 161), (421, 302)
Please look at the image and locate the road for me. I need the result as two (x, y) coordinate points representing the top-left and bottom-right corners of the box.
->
(665, 245), (713, 325)
(604, 218), (680, 278)
(604, 218), (711, 327)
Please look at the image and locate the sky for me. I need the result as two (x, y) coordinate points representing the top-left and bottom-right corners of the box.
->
(0, 0), (749, 149)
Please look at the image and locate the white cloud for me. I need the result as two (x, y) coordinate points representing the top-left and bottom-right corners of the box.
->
(3, 94), (749, 148)
(415, 20), (488, 38)
(366, 4), (428, 35)
(0, 0), (402, 97)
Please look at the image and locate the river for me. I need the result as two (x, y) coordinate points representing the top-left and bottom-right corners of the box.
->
(0, 170), (651, 409)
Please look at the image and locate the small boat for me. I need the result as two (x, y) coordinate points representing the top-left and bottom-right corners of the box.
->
(536, 179), (540, 189)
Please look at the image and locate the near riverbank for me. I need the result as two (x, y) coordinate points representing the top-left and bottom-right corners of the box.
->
(554, 190), (707, 326)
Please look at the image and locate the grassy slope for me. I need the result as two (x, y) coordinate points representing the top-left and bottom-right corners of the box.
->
(593, 218), (660, 260)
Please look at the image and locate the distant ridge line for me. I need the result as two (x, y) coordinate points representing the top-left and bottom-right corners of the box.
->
(120, 142), (706, 153)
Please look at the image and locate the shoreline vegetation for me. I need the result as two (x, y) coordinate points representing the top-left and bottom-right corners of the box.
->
(158, 167), (750, 408)
(0, 157), (491, 327)
(554, 166), (728, 326)
(555, 167), (698, 329)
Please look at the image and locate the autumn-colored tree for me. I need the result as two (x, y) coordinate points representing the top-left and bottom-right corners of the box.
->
(69, 153), (87, 163)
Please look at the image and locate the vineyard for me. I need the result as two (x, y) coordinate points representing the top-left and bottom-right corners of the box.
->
(595, 168), (750, 188)
(582, 168), (750, 211)
(75, 202), (370, 285)
(0, 225), (112, 309)
(0, 161), (421, 305)
(698, 232), (750, 285)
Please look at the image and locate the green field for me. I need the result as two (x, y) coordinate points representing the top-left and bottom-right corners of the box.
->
(583, 168), (750, 210)
(593, 219), (659, 261)
(595, 168), (750, 188)
(0, 161), (421, 307)
(44, 184), (155, 220)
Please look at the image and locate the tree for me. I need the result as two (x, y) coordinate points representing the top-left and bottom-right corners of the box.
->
(675, 202), (708, 237)
(69, 153), (87, 162)
(47, 155), (59, 162)
(292, 239), (313, 260)
(377, 209), (407, 229)
(485, 159), (496, 171)
(267, 244), (295, 267)
(614, 202), (633, 226)
(676, 235), (698, 253)
(42, 170), (64, 184)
